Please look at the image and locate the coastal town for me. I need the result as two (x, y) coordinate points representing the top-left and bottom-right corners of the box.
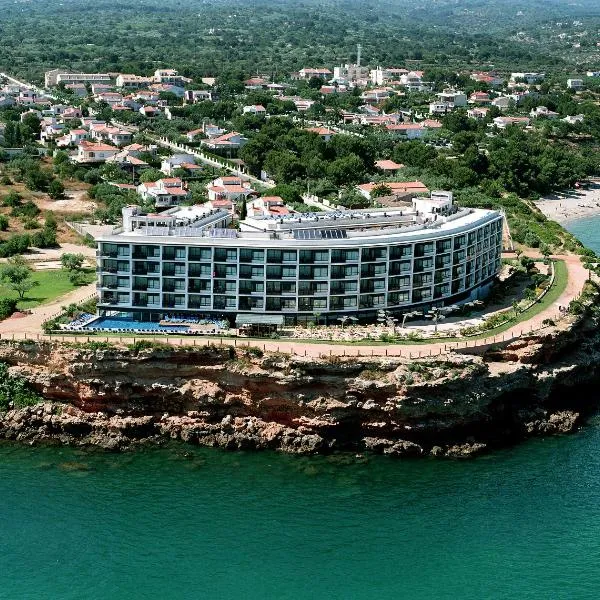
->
(4, 3), (600, 599)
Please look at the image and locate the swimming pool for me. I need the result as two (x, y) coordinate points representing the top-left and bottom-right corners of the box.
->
(83, 316), (190, 333)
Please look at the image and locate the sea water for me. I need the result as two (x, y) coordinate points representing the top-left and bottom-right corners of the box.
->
(2, 431), (600, 600)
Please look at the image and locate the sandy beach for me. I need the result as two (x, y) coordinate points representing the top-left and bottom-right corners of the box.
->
(534, 181), (600, 225)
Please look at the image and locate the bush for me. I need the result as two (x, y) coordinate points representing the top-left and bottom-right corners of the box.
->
(0, 297), (17, 320)
(0, 215), (8, 231)
(11, 200), (40, 219)
(0, 362), (42, 410)
(244, 345), (264, 358)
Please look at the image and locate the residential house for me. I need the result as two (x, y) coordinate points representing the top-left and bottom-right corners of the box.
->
(207, 176), (255, 202)
(242, 105), (267, 116)
(0, 96), (16, 108)
(305, 126), (336, 141)
(56, 128), (90, 147)
(436, 89), (467, 108)
(184, 90), (214, 103)
(149, 83), (185, 98)
(203, 123), (226, 138)
(90, 123), (133, 146)
(133, 91), (160, 105)
(563, 114), (584, 125)
(186, 129), (205, 142)
(73, 141), (119, 163)
(370, 67), (409, 86)
(509, 72), (545, 85)
(138, 177), (191, 208)
(399, 71), (428, 91)
(469, 91), (491, 104)
(51, 72), (113, 87)
(139, 106), (161, 118)
(202, 131), (248, 152)
(91, 84), (113, 95)
(567, 78), (584, 90)
(62, 107), (83, 120)
(470, 72), (504, 87)
(249, 196), (291, 217)
(467, 107), (490, 120)
(244, 77), (267, 90)
(429, 101), (450, 115)
(360, 88), (394, 104)
(65, 83), (88, 97)
(116, 74), (154, 89)
(530, 106), (559, 119)
(357, 181), (429, 200)
(160, 153), (197, 175)
(375, 159), (405, 172)
(492, 96), (513, 110)
(386, 123), (425, 139)
(492, 116), (530, 129)
(95, 92), (124, 106)
(297, 68), (332, 80)
(153, 69), (189, 87)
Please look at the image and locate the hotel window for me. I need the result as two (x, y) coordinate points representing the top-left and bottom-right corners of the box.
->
(225, 265), (237, 277)
(415, 242), (434, 257)
(313, 298), (327, 310)
(117, 276), (130, 288)
(117, 261), (129, 273)
(282, 298), (296, 309)
(174, 264), (186, 276)
(343, 297), (357, 308)
(314, 266), (328, 279)
(414, 258), (433, 272)
(345, 265), (359, 277)
(436, 239), (452, 253)
(148, 294), (160, 306)
(454, 235), (466, 250)
(251, 266), (264, 278)
(117, 293), (130, 304)
(175, 247), (186, 260)
(189, 248), (211, 261)
(283, 251), (297, 263)
(267, 250), (283, 263)
(314, 250), (329, 262)
(282, 266), (296, 278)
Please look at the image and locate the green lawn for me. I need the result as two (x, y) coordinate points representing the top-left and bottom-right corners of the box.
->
(0, 269), (95, 310)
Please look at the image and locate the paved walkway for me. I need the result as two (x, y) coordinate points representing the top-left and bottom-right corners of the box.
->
(0, 255), (588, 358)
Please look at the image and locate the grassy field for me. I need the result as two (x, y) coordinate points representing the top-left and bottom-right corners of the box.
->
(0, 268), (95, 310)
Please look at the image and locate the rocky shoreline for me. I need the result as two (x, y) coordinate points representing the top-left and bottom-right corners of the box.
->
(0, 288), (599, 458)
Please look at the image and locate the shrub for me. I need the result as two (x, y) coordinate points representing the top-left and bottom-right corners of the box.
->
(244, 345), (264, 358)
(0, 362), (42, 410)
(0, 215), (8, 231)
(0, 297), (17, 320)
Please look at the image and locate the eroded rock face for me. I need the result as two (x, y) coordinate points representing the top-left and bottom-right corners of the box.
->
(0, 313), (599, 458)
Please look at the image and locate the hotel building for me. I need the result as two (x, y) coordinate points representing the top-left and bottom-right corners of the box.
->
(95, 192), (504, 324)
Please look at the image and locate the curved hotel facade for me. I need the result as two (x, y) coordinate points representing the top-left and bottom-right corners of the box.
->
(96, 192), (504, 324)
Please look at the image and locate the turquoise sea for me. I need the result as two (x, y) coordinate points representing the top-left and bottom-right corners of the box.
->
(3, 430), (600, 600)
(1, 217), (599, 599)
(566, 214), (600, 254)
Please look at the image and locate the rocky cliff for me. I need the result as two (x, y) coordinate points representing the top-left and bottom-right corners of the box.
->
(1, 301), (600, 457)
